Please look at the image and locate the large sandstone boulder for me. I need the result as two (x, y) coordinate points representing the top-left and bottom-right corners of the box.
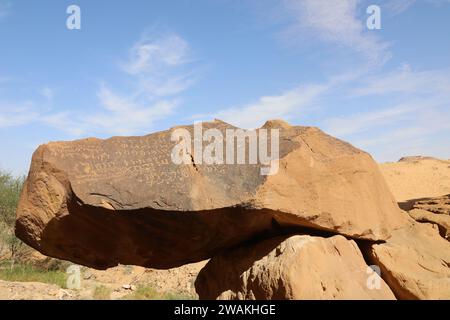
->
(195, 235), (396, 300)
(367, 220), (450, 300)
(16, 120), (404, 269)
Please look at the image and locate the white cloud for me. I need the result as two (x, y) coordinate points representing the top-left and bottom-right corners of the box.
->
(384, 0), (450, 15)
(0, 102), (38, 128)
(323, 103), (421, 136)
(0, 1), (11, 19)
(39, 87), (54, 101)
(209, 70), (365, 130)
(212, 84), (328, 129)
(322, 66), (450, 160)
(281, 0), (391, 64)
(41, 112), (85, 136)
(0, 32), (195, 137)
(122, 34), (190, 75)
(384, 0), (417, 14)
(86, 86), (178, 135)
(352, 64), (450, 96)
(120, 33), (195, 98)
(42, 33), (194, 136)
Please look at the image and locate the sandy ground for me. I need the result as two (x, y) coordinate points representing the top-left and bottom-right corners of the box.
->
(0, 260), (207, 300)
(0, 280), (74, 300)
(379, 156), (450, 202)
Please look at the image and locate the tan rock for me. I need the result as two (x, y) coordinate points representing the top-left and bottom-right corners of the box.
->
(412, 194), (450, 216)
(16, 120), (404, 269)
(367, 221), (450, 300)
(379, 157), (450, 203)
(195, 235), (396, 300)
(409, 208), (450, 240)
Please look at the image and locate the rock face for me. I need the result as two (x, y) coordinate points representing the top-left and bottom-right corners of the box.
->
(195, 235), (396, 300)
(16, 120), (404, 269)
(407, 195), (450, 240)
(367, 221), (450, 300)
(409, 209), (450, 241)
(411, 194), (450, 216)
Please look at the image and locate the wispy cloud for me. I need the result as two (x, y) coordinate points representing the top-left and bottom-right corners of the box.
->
(352, 64), (450, 96)
(0, 32), (195, 137)
(122, 33), (190, 75)
(322, 65), (450, 160)
(39, 87), (54, 101)
(384, 0), (417, 15)
(0, 1), (11, 19)
(323, 65), (450, 136)
(43, 32), (195, 136)
(323, 103), (421, 136)
(384, 0), (450, 15)
(0, 102), (38, 128)
(211, 84), (328, 129)
(208, 70), (364, 129)
(121, 33), (196, 98)
(280, 0), (391, 64)
(86, 85), (178, 135)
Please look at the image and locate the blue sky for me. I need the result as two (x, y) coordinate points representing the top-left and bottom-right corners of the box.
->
(0, 0), (449, 175)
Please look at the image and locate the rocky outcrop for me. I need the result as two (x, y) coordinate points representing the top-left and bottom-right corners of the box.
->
(15, 120), (404, 269)
(405, 195), (450, 240)
(367, 221), (450, 300)
(411, 194), (450, 216)
(195, 235), (396, 300)
(409, 209), (450, 240)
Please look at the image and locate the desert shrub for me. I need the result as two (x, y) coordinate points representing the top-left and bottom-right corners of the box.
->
(0, 170), (28, 266)
(92, 285), (112, 300)
(0, 260), (67, 288)
(121, 284), (196, 300)
(0, 170), (75, 287)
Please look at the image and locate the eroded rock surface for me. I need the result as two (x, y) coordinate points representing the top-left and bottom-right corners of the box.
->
(367, 221), (450, 300)
(195, 235), (396, 300)
(16, 120), (404, 269)
(409, 209), (450, 240)
(412, 194), (450, 216)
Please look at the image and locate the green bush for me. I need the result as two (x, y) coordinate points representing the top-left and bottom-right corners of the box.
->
(0, 169), (74, 288)
(0, 260), (68, 288)
(0, 170), (27, 265)
(92, 285), (112, 300)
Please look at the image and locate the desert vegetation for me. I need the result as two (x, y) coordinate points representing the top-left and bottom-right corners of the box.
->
(0, 170), (69, 287)
(0, 169), (201, 299)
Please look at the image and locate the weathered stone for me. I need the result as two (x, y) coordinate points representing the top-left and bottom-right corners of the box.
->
(16, 120), (404, 269)
(367, 220), (450, 300)
(195, 235), (396, 300)
(412, 194), (450, 216)
(409, 208), (450, 240)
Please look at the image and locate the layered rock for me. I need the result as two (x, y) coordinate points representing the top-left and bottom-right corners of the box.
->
(409, 209), (450, 240)
(406, 195), (450, 240)
(15, 120), (404, 269)
(367, 221), (450, 300)
(195, 235), (396, 300)
(411, 194), (450, 216)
